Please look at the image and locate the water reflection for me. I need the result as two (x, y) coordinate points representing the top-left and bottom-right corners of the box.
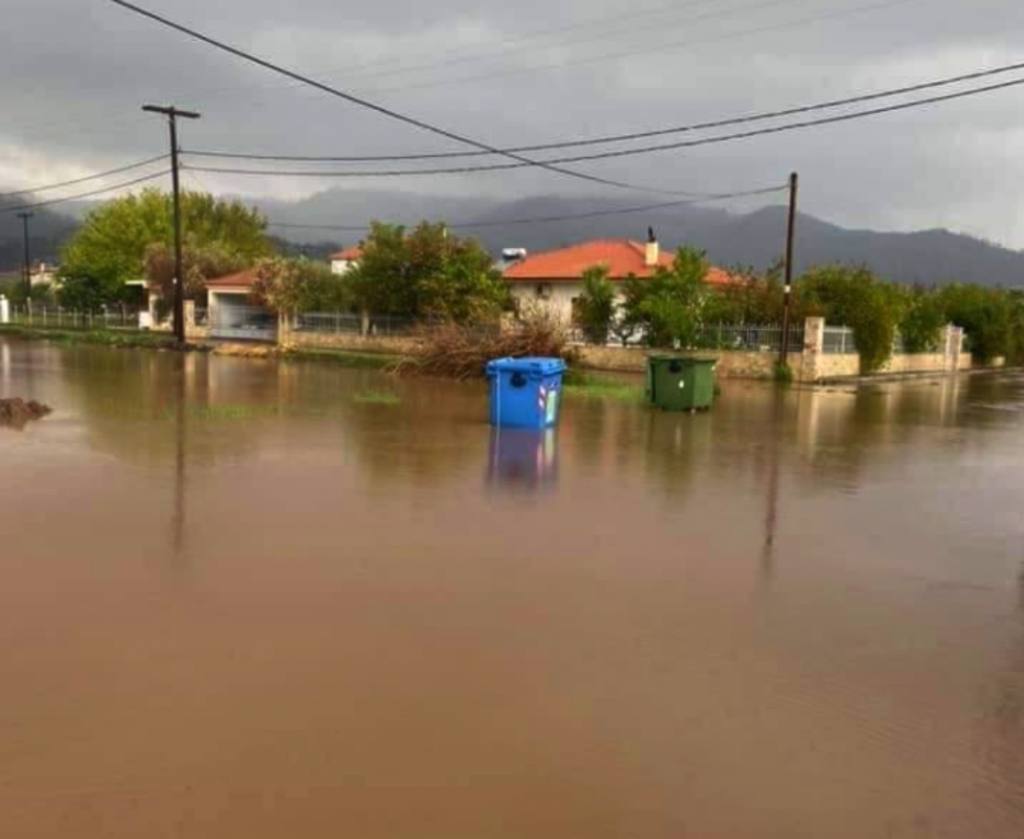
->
(486, 428), (559, 493)
(5, 338), (1024, 839)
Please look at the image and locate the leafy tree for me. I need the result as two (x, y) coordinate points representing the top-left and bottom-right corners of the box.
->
(145, 242), (248, 309)
(574, 266), (617, 344)
(58, 189), (271, 307)
(799, 264), (900, 372)
(625, 246), (710, 348)
(937, 284), (1014, 362)
(252, 257), (352, 313)
(348, 221), (507, 323)
(609, 274), (645, 346)
(898, 288), (946, 352)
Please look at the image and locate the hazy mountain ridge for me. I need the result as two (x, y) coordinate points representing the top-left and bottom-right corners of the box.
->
(3, 187), (1022, 288)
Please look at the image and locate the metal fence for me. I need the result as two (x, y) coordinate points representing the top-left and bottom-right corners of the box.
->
(293, 312), (363, 335)
(293, 312), (420, 337)
(570, 323), (804, 352)
(693, 324), (805, 353)
(210, 304), (277, 342)
(8, 306), (142, 330)
(823, 326), (857, 355)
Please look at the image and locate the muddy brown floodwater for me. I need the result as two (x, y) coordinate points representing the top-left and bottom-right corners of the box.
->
(1, 337), (1023, 838)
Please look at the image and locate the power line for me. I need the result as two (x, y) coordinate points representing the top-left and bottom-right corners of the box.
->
(186, 74), (1024, 180)
(185, 58), (1024, 164)
(105, 0), (710, 198)
(0, 170), (172, 215)
(4, 0), (819, 143)
(264, 185), (787, 234)
(358, 0), (925, 98)
(0, 154), (170, 202)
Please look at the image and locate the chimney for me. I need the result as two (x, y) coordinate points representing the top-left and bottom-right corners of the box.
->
(645, 226), (659, 268)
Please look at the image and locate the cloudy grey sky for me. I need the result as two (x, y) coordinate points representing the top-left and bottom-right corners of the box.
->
(3, 0), (1024, 245)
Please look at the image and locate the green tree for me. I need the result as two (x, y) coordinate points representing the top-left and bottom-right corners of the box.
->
(574, 266), (616, 344)
(898, 287), (945, 352)
(58, 189), (271, 307)
(625, 246), (710, 348)
(348, 222), (507, 323)
(937, 284), (1014, 362)
(252, 257), (353, 313)
(799, 264), (900, 372)
(145, 242), (248, 310)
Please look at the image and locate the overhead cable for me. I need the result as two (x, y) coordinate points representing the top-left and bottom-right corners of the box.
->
(0, 154), (170, 202)
(0, 170), (172, 214)
(185, 58), (1024, 163)
(105, 0), (713, 198)
(186, 75), (1024, 179)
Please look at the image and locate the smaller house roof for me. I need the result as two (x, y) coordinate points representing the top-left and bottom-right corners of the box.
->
(503, 239), (736, 285)
(206, 269), (259, 289)
(331, 245), (364, 261)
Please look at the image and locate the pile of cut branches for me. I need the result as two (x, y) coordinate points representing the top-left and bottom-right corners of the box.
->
(390, 318), (575, 380)
(0, 398), (52, 429)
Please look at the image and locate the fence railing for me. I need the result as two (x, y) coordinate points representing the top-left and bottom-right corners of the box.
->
(293, 312), (363, 335)
(569, 323), (804, 352)
(823, 326), (857, 355)
(693, 324), (805, 353)
(292, 312), (420, 337)
(8, 306), (142, 330)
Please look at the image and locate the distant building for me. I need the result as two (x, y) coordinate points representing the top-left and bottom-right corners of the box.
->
(503, 236), (736, 324)
(331, 246), (363, 276)
(29, 262), (57, 287)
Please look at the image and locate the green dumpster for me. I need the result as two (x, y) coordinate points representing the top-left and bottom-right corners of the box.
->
(647, 356), (718, 412)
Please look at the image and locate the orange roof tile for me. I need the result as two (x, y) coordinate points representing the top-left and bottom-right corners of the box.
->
(206, 269), (258, 289)
(503, 239), (736, 285)
(331, 246), (364, 261)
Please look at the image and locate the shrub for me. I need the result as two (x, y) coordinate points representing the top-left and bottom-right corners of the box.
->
(575, 266), (616, 344)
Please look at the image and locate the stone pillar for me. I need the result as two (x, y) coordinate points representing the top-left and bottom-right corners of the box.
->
(941, 324), (964, 373)
(184, 300), (196, 329)
(278, 310), (293, 348)
(801, 317), (825, 383)
(360, 310), (370, 337)
(0, 295), (9, 325)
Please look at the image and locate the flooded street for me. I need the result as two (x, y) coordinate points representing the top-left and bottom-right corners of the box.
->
(2, 336), (1023, 838)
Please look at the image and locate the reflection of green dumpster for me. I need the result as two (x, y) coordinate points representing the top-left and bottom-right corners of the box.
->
(647, 356), (717, 412)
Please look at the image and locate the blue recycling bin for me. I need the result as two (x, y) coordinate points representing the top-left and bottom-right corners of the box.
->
(485, 357), (567, 429)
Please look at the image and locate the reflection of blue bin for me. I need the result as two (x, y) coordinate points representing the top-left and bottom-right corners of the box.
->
(487, 428), (559, 491)
(485, 357), (567, 429)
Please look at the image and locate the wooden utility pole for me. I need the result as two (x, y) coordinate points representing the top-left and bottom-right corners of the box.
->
(779, 172), (799, 364)
(143, 105), (201, 344)
(17, 212), (34, 300)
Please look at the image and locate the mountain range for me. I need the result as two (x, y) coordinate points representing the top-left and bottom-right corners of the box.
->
(3, 187), (1023, 288)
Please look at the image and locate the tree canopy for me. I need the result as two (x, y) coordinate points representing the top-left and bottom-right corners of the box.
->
(58, 189), (271, 308)
(348, 222), (509, 323)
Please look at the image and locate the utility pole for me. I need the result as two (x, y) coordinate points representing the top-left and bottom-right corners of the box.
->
(17, 212), (34, 300)
(143, 105), (201, 344)
(779, 172), (799, 365)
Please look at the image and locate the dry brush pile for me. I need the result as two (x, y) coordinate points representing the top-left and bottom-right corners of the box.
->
(0, 398), (52, 429)
(390, 318), (576, 380)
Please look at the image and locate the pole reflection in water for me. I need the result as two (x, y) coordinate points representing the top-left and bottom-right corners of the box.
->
(171, 354), (188, 564)
(487, 427), (559, 493)
(760, 390), (787, 584)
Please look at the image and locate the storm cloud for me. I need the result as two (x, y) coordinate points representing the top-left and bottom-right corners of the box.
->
(3, 0), (1023, 245)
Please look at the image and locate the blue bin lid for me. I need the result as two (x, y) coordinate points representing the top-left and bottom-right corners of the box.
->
(486, 357), (567, 377)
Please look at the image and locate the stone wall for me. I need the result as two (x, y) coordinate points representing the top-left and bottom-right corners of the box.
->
(574, 320), (983, 383)
(576, 345), (804, 380)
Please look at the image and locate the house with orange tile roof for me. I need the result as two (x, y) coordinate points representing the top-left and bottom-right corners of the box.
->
(503, 233), (735, 325)
(331, 245), (363, 276)
(206, 268), (277, 341)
